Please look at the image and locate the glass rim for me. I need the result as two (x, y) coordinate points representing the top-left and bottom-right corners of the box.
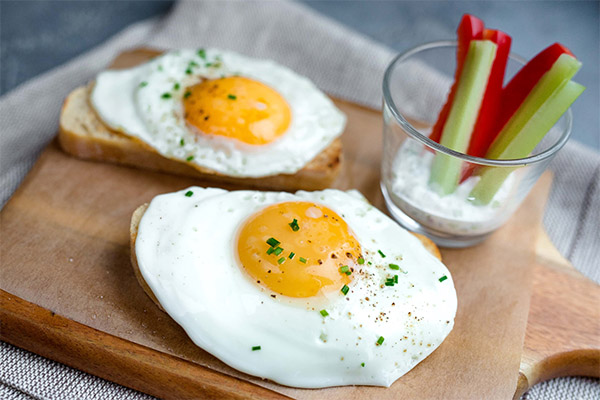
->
(382, 40), (573, 167)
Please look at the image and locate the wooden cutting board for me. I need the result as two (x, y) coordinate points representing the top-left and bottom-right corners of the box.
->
(1, 49), (598, 399)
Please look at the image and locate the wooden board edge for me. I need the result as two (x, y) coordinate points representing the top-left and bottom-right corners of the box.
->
(0, 289), (291, 400)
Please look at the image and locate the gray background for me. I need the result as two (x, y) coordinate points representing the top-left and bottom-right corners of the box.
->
(1, 0), (598, 149)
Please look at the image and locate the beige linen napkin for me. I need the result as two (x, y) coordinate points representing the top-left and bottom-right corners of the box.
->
(0, 1), (598, 399)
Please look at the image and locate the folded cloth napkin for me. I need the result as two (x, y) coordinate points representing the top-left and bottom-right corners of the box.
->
(0, 1), (598, 399)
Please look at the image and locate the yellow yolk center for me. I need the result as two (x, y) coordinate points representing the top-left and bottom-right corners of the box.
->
(237, 202), (362, 298)
(183, 77), (291, 145)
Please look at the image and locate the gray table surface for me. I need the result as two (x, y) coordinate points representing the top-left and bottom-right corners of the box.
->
(1, 0), (598, 149)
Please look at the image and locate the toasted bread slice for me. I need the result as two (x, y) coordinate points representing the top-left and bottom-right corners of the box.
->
(59, 85), (342, 191)
(129, 203), (442, 311)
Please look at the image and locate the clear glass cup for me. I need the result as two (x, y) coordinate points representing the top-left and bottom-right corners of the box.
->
(381, 41), (572, 248)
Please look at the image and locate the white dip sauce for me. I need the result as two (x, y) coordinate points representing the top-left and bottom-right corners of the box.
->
(389, 140), (516, 236)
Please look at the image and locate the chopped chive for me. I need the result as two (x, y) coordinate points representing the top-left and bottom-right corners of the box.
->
(184, 190), (193, 197)
(184, 91), (192, 99)
(273, 247), (283, 256)
(161, 93), (172, 99)
(186, 155), (194, 162)
(266, 247), (275, 255)
(197, 49), (206, 59)
(389, 263), (400, 270)
(361, 362), (365, 367)
(439, 275), (448, 282)
(299, 257), (307, 264)
(384, 279), (395, 287)
(139, 81), (148, 88)
(341, 284), (349, 296)
(185, 68), (192, 75)
(288, 218), (300, 232)
(339, 265), (350, 274)
(180, 138), (185, 146)
(173, 83), (180, 90)
(227, 94), (237, 100)
(376, 336), (385, 346)
(378, 250), (386, 258)
(277, 257), (285, 264)
(189, 60), (199, 67)
(319, 309), (329, 317)
(252, 345), (261, 351)
(357, 257), (365, 265)
(266, 238), (280, 247)
(394, 274), (398, 283)
(367, 261), (372, 265)
(288, 252), (295, 259)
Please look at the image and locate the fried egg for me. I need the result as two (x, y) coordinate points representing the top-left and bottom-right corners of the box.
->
(90, 49), (346, 177)
(134, 188), (457, 388)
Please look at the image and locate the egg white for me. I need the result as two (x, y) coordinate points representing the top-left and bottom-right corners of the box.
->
(135, 188), (457, 388)
(90, 49), (346, 177)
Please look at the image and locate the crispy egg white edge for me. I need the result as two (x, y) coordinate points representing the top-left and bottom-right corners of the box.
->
(135, 188), (457, 388)
(91, 49), (346, 177)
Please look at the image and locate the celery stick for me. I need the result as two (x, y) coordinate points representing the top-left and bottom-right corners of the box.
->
(487, 54), (581, 159)
(469, 80), (585, 205)
(429, 40), (497, 195)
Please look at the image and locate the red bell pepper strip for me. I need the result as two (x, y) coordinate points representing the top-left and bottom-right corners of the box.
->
(493, 43), (573, 140)
(465, 29), (512, 157)
(429, 14), (484, 143)
(460, 42), (571, 182)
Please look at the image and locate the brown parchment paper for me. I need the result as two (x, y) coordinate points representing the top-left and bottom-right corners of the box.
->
(0, 49), (550, 400)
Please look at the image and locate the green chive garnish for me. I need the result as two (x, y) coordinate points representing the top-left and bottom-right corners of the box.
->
(299, 257), (307, 263)
(357, 257), (365, 265)
(288, 219), (300, 232)
(376, 336), (384, 346)
(378, 250), (386, 258)
(288, 252), (295, 259)
(266, 238), (280, 247)
(186, 155), (194, 161)
(252, 345), (261, 351)
(339, 265), (351, 275)
(320, 309), (329, 317)
(361, 362), (365, 367)
(139, 81), (148, 88)
(173, 83), (180, 90)
(198, 49), (206, 59)
(189, 61), (199, 67)
(266, 247), (275, 255)
(439, 275), (448, 282)
(180, 138), (185, 146)
(384, 279), (395, 287)
(273, 247), (283, 256)
(161, 93), (172, 99)
(185, 68), (192, 75)
(184, 91), (192, 99)
(394, 274), (398, 283)
(184, 190), (193, 197)
(341, 284), (349, 295)
(389, 263), (400, 270)
(277, 257), (285, 264)
(227, 94), (237, 100)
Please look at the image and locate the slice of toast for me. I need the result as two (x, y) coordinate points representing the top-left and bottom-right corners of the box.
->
(58, 85), (342, 191)
(129, 203), (442, 311)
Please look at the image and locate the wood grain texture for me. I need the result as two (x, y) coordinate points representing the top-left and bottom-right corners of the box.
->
(514, 233), (600, 398)
(0, 291), (290, 400)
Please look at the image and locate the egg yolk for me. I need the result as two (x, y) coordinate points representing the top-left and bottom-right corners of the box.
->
(237, 202), (362, 298)
(183, 77), (291, 145)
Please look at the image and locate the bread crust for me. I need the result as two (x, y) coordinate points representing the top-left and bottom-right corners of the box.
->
(59, 85), (342, 191)
(130, 205), (442, 311)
